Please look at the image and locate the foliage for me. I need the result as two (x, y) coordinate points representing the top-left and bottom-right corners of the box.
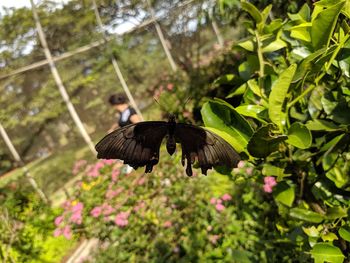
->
(201, 1), (350, 261)
(0, 183), (75, 262)
(50, 153), (307, 262)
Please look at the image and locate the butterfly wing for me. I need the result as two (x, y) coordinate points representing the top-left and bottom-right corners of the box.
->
(175, 123), (240, 176)
(95, 121), (168, 173)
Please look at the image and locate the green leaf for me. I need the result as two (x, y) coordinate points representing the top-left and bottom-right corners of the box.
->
(289, 23), (312, 42)
(311, 1), (346, 50)
(214, 74), (236, 85)
(205, 127), (245, 154)
(262, 38), (287, 53)
(310, 243), (345, 263)
(286, 122), (312, 149)
(247, 124), (288, 158)
(339, 226), (350, 242)
(226, 83), (247, 98)
(235, 105), (267, 123)
(306, 119), (339, 131)
(201, 99), (253, 152)
(268, 64), (297, 131)
(262, 164), (291, 180)
(231, 249), (251, 263)
(241, 1), (262, 24)
(290, 208), (324, 223)
(237, 39), (255, 52)
(325, 207), (348, 220)
(273, 182), (295, 207)
(303, 226), (320, 237)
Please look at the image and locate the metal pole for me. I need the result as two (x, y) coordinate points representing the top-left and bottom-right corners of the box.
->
(30, 0), (97, 155)
(145, 0), (178, 72)
(0, 123), (49, 203)
(92, 0), (144, 120)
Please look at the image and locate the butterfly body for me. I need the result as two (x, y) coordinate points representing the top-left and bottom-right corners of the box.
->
(95, 115), (240, 176)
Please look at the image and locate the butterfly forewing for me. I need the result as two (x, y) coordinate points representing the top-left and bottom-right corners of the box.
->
(95, 121), (168, 172)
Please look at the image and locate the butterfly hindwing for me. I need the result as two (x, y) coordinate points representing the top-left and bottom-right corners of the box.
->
(175, 123), (240, 176)
(95, 121), (168, 173)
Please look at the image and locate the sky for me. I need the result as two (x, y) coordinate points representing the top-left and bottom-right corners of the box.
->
(0, 0), (138, 34)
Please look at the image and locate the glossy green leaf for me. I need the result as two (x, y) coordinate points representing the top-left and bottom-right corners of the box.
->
(247, 124), (288, 158)
(241, 1), (262, 24)
(235, 105), (267, 123)
(286, 122), (312, 149)
(262, 38), (287, 53)
(214, 74), (236, 85)
(237, 39), (255, 52)
(268, 64), (297, 130)
(325, 207), (348, 220)
(201, 99), (253, 152)
(262, 164), (291, 180)
(339, 226), (350, 242)
(290, 208), (324, 223)
(310, 243), (345, 263)
(306, 119), (339, 131)
(289, 23), (312, 42)
(311, 1), (345, 50)
(303, 226), (320, 237)
(205, 127), (245, 154)
(321, 232), (338, 242)
(226, 83), (247, 98)
(274, 182), (295, 207)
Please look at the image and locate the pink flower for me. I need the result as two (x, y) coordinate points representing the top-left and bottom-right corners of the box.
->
(167, 83), (174, 91)
(72, 160), (87, 175)
(263, 185), (273, 193)
(215, 203), (225, 212)
(216, 198), (222, 204)
(54, 216), (64, 226)
(209, 235), (220, 244)
(53, 228), (62, 237)
(115, 212), (130, 227)
(210, 198), (217, 204)
(62, 225), (72, 239)
(222, 194), (232, 201)
(237, 161), (245, 168)
(70, 211), (82, 224)
(91, 206), (102, 218)
(102, 204), (114, 216)
(111, 169), (120, 182)
(163, 221), (172, 228)
(246, 167), (253, 175)
(72, 202), (84, 213)
(133, 201), (146, 212)
(137, 177), (146, 185)
(102, 159), (115, 165)
(263, 176), (277, 193)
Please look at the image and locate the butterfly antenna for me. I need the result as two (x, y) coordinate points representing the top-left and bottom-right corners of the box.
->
(153, 97), (168, 113)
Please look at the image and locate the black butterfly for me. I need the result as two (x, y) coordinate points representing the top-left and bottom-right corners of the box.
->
(95, 114), (240, 176)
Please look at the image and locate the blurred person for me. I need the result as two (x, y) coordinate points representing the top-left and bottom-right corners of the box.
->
(108, 93), (141, 133)
(107, 93), (142, 173)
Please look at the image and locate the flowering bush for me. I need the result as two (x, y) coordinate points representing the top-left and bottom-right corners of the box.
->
(52, 154), (304, 262)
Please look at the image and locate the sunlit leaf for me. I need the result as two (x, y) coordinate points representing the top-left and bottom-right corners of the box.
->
(310, 243), (345, 263)
(286, 122), (312, 149)
(268, 64), (297, 130)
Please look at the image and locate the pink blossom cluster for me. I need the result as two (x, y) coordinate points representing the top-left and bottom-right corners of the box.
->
(210, 193), (232, 212)
(72, 159), (87, 175)
(263, 176), (277, 193)
(90, 203), (115, 218)
(105, 186), (124, 200)
(115, 211), (130, 227)
(85, 159), (116, 177)
(53, 201), (84, 239)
